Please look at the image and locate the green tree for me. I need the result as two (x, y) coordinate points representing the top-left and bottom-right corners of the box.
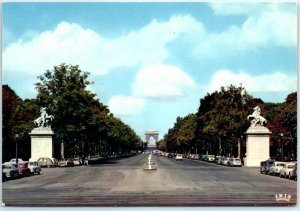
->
(176, 114), (197, 154)
(196, 85), (255, 156)
(2, 85), (22, 161)
(267, 92), (297, 159)
(34, 64), (107, 158)
(106, 115), (142, 154)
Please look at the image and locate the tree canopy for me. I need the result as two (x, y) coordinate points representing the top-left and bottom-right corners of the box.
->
(158, 85), (297, 160)
(2, 64), (142, 161)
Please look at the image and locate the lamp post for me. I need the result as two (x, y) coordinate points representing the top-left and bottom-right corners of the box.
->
(15, 134), (19, 165)
(238, 137), (241, 158)
(280, 132), (284, 161)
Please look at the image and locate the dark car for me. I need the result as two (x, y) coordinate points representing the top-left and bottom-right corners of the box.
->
(260, 158), (276, 174)
(18, 163), (31, 177)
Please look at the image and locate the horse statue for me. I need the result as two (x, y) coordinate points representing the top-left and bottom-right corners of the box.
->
(247, 106), (267, 127)
(34, 107), (54, 128)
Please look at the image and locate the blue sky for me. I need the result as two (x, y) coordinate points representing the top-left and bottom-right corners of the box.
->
(2, 1), (297, 140)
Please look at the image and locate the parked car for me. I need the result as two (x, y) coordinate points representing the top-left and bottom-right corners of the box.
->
(200, 155), (207, 161)
(205, 155), (215, 162)
(227, 158), (242, 167)
(58, 158), (74, 167)
(2, 164), (19, 179)
(176, 154), (183, 160)
(72, 157), (83, 166)
(37, 157), (57, 168)
(194, 154), (200, 160)
(290, 163), (297, 180)
(279, 162), (296, 179)
(28, 162), (42, 175)
(221, 157), (230, 166)
(214, 156), (223, 165)
(18, 162), (31, 177)
(7, 158), (24, 164)
(88, 155), (106, 164)
(260, 158), (276, 174)
(268, 161), (286, 175)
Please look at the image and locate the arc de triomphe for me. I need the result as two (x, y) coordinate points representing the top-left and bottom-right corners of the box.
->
(145, 130), (159, 147)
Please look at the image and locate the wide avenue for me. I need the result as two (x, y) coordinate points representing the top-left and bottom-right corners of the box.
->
(2, 154), (296, 206)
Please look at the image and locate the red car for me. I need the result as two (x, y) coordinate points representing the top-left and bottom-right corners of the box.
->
(18, 162), (31, 177)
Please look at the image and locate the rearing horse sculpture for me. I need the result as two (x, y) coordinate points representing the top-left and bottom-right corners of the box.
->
(34, 107), (54, 128)
(247, 106), (267, 127)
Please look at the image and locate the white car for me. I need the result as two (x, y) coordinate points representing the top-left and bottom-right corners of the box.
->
(6, 158), (24, 164)
(268, 161), (286, 175)
(206, 155), (215, 162)
(73, 158), (83, 166)
(227, 158), (242, 167)
(2, 164), (19, 179)
(28, 162), (42, 175)
(221, 157), (230, 165)
(279, 162), (296, 179)
(176, 154), (183, 160)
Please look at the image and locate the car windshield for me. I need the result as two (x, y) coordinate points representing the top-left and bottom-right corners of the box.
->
(288, 165), (295, 169)
(277, 163), (285, 166)
(235, 159), (241, 161)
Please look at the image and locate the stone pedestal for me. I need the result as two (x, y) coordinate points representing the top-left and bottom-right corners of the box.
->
(244, 126), (271, 167)
(29, 127), (55, 162)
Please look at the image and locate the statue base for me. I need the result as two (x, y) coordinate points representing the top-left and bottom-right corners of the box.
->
(244, 126), (271, 167)
(29, 127), (55, 162)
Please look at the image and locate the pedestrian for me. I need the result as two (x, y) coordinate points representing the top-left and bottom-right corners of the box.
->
(84, 157), (88, 166)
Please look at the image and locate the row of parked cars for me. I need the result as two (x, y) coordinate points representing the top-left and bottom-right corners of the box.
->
(3, 153), (139, 181)
(158, 152), (242, 167)
(2, 157), (86, 182)
(213, 156), (242, 167)
(87, 153), (137, 164)
(191, 153), (242, 167)
(260, 158), (297, 181)
(2, 159), (42, 182)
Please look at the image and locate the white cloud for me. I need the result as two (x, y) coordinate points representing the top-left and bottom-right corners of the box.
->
(4, 6), (295, 81)
(210, 3), (266, 16)
(107, 64), (196, 117)
(208, 69), (297, 93)
(107, 95), (145, 117)
(132, 64), (196, 100)
(209, 3), (297, 48)
(3, 22), (105, 76)
(3, 15), (201, 78)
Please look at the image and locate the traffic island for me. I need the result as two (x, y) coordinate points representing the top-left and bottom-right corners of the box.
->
(144, 154), (157, 171)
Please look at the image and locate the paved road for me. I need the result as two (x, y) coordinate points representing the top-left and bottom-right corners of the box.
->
(2, 154), (297, 206)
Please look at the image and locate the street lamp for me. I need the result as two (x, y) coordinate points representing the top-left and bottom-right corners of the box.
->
(15, 134), (19, 165)
(280, 132), (284, 161)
